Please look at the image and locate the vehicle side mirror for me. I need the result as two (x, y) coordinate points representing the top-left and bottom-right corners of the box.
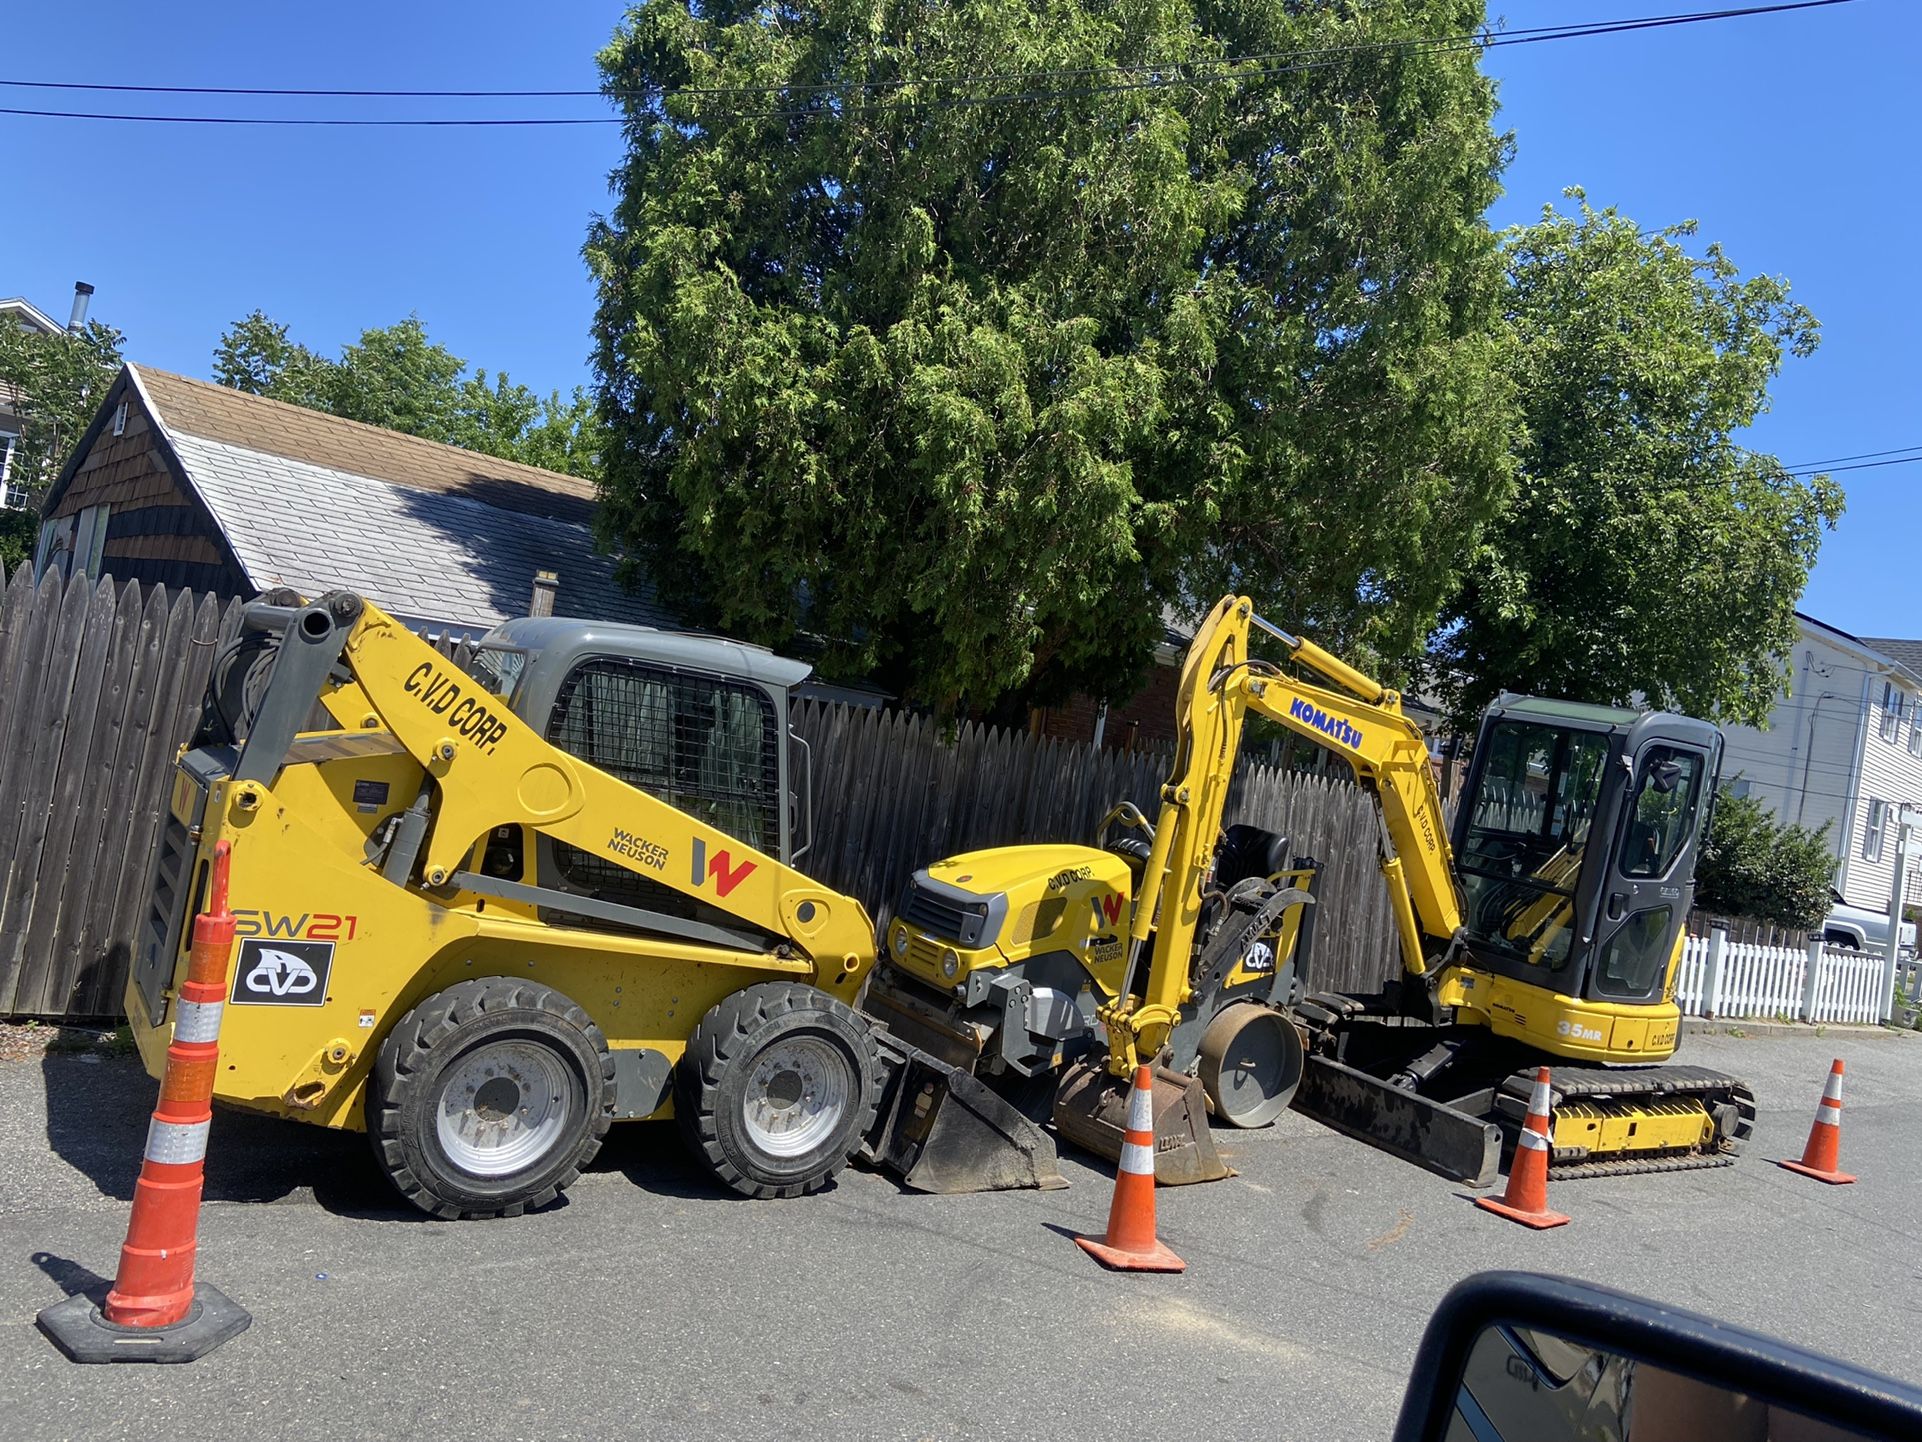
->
(1392, 1271), (1922, 1442)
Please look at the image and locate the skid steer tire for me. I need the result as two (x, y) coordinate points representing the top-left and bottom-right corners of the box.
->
(368, 978), (615, 1220)
(675, 981), (883, 1200)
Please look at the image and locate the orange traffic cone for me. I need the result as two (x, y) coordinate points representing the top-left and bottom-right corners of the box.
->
(38, 841), (253, 1363)
(1074, 1065), (1186, 1272)
(1776, 1058), (1856, 1185)
(1476, 1067), (1570, 1230)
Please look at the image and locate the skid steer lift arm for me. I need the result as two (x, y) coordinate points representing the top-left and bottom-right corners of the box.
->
(230, 592), (877, 994)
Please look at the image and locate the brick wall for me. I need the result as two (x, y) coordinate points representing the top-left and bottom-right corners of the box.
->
(1032, 659), (1182, 751)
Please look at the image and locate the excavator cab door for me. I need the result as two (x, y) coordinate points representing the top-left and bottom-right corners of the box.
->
(1583, 730), (1719, 1006)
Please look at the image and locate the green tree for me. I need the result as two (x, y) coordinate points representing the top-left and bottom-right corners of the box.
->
(1694, 786), (1835, 932)
(213, 309), (333, 409)
(588, 0), (1515, 710)
(0, 508), (35, 572)
(211, 313), (603, 482)
(1429, 194), (1844, 729)
(0, 318), (126, 507)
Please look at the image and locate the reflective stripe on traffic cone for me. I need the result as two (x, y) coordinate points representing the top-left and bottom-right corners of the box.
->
(1475, 1067), (1570, 1230)
(1776, 1058), (1855, 1185)
(37, 841), (253, 1363)
(1074, 1065), (1186, 1272)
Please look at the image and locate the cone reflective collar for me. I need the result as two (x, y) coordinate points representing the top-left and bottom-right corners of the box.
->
(1475, 1067), (1570, 1230)
(38, 841), (252, 1363)
(1776, 1058), (1856, 1185)
(1074, 1066), (1187, 1272)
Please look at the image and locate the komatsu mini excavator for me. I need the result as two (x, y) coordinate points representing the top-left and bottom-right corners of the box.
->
(867, 595), (1753, 1186)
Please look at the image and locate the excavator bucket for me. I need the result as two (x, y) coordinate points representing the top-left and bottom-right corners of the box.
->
(862, 1035), (1067, 1193)
(1051, 1055), (1232, 1185)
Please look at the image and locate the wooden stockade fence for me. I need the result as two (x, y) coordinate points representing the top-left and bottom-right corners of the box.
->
(0, 561), (1398, 1020)
(0, 561), (241, 1018)
(791, 701), (1402, 995)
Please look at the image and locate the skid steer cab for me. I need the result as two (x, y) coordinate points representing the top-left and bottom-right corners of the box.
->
(129, 591), (1055, 1220)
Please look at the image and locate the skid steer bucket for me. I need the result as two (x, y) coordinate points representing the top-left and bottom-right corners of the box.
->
(1052, 1055), (1232, 1185)
(862, 1035), (1067, 1193)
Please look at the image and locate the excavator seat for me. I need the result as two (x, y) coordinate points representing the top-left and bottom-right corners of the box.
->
(1213, 825), (1292, 890)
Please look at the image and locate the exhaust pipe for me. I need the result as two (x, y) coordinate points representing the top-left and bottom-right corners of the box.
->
(67, 282), (94, 332)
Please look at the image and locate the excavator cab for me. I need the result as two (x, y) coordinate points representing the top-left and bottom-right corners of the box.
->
(1451, 696), (1722, 1012)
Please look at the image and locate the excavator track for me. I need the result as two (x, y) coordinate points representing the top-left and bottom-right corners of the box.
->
(1496, 1065), (1757, 1180)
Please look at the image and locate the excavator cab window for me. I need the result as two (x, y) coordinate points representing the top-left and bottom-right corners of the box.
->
(1588, 741), (1711, 1003)
(1456, 720), (1611, 970)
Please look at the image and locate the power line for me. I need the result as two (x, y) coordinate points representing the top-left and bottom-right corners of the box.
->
(1784, 455), (1922, 478)
(1783, 443), (1922, 470)
(0, 1), (1856, 128)
(0, 3), (1850, 101)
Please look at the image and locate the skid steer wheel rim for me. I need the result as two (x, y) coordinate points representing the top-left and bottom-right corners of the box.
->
(741, 1035), (852, 1159)
(434, 1039), (578, 1178)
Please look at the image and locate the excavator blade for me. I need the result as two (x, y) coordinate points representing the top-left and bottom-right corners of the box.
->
(1051, 1056), (1233, 1186)
(1292, 1054), (1501, 1187)
(862, 1035), (1067, 1193)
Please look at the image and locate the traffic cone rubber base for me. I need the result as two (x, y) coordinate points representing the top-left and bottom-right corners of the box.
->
(1473, 1194), (1570, 1230)
(1774, 1158), (1856, 1186)
(37, 1281), (250, 1364)
(1074, 1232), (1187, 1273)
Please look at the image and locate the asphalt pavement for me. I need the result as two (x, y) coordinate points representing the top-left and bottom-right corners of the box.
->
(1, 1026), (1917, 1442)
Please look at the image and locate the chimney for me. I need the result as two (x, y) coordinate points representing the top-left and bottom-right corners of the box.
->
(529, 570), (558, 617)
(67, 282), (95, 332)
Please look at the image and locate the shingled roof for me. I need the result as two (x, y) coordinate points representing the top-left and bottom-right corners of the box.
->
(1861, 636), (1922, 687)
(121, 365), (675, 635)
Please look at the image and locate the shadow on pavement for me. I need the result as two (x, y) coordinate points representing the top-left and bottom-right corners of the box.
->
(31, 1251), (110, 1303)
(587, 1120), (739, 1201)
(40, 1051), (423, 1221)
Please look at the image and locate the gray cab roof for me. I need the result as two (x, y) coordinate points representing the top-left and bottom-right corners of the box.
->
(1487, 693), (1722, 747)
(486, 614), (814, 691)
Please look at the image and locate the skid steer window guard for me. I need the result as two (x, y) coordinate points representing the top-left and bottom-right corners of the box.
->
(544, 656), (782, 904)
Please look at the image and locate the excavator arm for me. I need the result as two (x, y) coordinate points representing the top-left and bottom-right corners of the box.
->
(1113, 597), (1461, 1068)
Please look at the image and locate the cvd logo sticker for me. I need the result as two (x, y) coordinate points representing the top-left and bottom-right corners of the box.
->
(231, 938), (334, 1007)
(691, 837), (757, 899)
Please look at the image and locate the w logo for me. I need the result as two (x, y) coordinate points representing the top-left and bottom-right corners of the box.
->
(1090, 893), (1125, 928)
(691, 838), (756, 898)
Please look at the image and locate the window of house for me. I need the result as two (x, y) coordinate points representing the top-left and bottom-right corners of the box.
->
(1881, 681), (1903, 744)
(0, 430), (18, 506)
(68, 503), (110, 580)
(1910, 702), (1922, 758)
(1864, 798), (1888, 863)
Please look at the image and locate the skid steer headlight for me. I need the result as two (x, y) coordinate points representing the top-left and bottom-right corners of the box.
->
(892, 926), (909, 957)
(941, 948), (960, 979)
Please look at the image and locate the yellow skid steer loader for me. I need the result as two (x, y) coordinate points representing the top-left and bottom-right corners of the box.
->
(129, 591), (1058, 1217)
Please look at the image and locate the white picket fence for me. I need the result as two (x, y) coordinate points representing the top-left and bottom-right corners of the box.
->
(1674, 932), (1890, 1025)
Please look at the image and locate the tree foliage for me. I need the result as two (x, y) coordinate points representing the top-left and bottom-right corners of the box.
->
(0, 318), (126, 506)
(1694, 786), (1834, 932)
(589, 0), (1514, 709)
(0, 508), (35, 572)
(1429, 194), (1844, 730)
(214, 311), (603, 482)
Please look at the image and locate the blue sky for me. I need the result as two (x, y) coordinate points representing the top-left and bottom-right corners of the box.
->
(4, 2), (1915, 635)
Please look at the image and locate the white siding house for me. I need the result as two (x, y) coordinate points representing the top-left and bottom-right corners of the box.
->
(1717, 614), (1922, 914)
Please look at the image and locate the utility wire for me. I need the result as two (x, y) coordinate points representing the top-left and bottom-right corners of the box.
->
(1782, 444), (1922, 470)
(0, 3), (1851, 101)
(1784, 456), (1922, 478)
(0, 1), (1857, 127)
